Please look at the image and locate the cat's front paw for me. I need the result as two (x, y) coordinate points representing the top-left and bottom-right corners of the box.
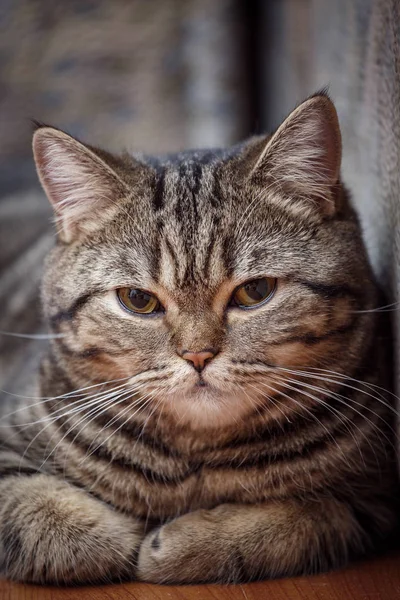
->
(137, 506), (245, 584)
(0, 475), (145, 584)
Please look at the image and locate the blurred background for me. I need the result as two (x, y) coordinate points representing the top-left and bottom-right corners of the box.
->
(0, 0), (399, 407)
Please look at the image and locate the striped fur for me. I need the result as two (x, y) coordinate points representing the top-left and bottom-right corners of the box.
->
(0, 93), (398, 585)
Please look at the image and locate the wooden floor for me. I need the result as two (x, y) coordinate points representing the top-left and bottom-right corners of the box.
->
(1, 551), (399, 600)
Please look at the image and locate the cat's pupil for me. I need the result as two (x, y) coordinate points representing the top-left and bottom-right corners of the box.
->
(129, 289), (151, 309)
(244, 279), (268, 302)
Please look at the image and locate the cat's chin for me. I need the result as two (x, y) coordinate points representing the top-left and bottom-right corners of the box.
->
(164, 386), (257, 429)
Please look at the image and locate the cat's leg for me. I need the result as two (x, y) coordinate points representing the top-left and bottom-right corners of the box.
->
(137, 498), (369, 584)
(0, 474), (144, 584)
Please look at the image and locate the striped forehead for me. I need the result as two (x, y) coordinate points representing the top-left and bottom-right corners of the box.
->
(152, 160), (229, 290)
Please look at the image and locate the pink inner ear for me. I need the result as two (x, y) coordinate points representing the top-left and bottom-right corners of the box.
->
(33, 130), (99, 214)
(33, 127), (127, 241)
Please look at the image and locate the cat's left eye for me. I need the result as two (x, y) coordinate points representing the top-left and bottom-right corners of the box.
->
(230, 277), (276, 309)
(117, 288), (162, 315)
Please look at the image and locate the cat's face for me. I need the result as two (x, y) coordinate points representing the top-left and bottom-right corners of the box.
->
(34, 94), (375, 429)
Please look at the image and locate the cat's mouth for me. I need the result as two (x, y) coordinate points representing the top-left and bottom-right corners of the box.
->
(195, 376), (207, 388)
(187, 375), (217, 395)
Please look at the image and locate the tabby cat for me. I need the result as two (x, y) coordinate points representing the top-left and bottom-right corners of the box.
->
(0, 93), (398, 585)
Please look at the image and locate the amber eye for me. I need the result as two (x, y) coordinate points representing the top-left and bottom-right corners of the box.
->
(117, 288), (162, 315)
(231, 277), (276, 309)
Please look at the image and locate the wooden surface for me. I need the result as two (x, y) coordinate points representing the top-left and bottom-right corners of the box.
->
(1, 552), (399, 600)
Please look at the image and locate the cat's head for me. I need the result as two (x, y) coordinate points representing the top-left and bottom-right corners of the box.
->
(33, 93), (375, 429)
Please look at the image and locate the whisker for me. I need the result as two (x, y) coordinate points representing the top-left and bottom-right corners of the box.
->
(277, 367), (400, 418)
(140, 393), (164, 436)
(274, 374), (397, 451)
(79, 393), (156, 465)
(239, 384), (268, 423)
(153, 391), (167, 433)
(39, 387), (146, 471)
(131, 391), (164, 458)
(78, 390), (150, 453)
(1, 388), (128, 457)
(246, 382), (292, 427)
(351, 300), (400, 313)
(17, 386), (131, 471)
(233, 360), (397, 409)
(2, 382), (130, 428)
(268, 376), (379, 466)
(299, 366), (400, 405)
(255, 380), (346, 458)
(0, 385), (135, 458)
(0, 330), (65, 340)
(58, 375), (167, 473)
(60, 389), (151, 477)
(0, 376), (133, 422)
(1, 376), (132, 401)
(51, 382), (156, 453)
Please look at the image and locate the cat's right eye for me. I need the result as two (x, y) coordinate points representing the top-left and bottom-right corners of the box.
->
(117, 288), (163, 315)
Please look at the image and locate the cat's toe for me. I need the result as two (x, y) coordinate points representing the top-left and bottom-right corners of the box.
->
(137, 526), (171, 582)
(137, 512), (225, 584)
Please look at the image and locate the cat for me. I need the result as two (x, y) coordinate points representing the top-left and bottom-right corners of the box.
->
(0, 91), (398, 585)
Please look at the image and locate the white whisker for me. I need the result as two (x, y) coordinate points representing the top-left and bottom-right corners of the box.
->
(255, 380), (346, 458)
(0, 376), (133, 423)
(268, 376), (377, 466)
(39, 387), (144, 471)
(0, 330), (65, 340)
(274, 374), (396, 452)
(277, 367), (399, 417)
(79, 393), (156, 465)
(3, 383), (130, 429)
(17, 386), (130, 471)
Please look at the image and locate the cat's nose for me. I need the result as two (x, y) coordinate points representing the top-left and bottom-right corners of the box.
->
(181, 349), (216, 372)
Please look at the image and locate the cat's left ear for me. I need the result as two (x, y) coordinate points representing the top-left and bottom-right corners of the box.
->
(243, 93), (342, 216)
(33, 126), (131, 242)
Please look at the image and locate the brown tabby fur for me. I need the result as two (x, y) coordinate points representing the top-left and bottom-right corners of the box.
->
(0, 93), (398, 585)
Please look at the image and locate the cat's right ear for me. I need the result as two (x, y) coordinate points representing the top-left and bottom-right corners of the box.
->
(33, 126), (131, 243)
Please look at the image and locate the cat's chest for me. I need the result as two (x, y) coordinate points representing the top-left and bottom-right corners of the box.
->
(53, 410), (346, 520)
(70, 458), (274, 518)
(62, 438), (327, 520)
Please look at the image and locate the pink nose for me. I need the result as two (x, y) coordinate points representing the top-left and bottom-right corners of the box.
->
(181, 350), (216, 372)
